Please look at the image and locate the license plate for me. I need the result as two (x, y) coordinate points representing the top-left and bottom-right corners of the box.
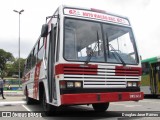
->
(130, 93), (142, 99)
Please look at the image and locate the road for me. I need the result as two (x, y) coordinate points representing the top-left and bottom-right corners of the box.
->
(0, 96), (160, 120)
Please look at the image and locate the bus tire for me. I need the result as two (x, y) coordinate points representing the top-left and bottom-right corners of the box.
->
(92, 102), (109, 112)
(42, 90), (57, 116)
(26, 88), (34, 105)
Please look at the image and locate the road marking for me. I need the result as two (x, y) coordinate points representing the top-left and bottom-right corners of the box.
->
(111, 103), (127, 106)
(140, 100), (160, 104)
(22, 105), (31, 111)
(111, 103), (142, 107)
(125, 105), (142, 107)
(0, 101), (26, 106)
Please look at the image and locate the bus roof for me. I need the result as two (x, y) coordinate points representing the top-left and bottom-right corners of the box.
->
(141, 56), (160, 63)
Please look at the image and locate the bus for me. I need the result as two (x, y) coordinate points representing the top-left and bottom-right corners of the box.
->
(141, 56), (160, 96)
(22, 5), (143, 115)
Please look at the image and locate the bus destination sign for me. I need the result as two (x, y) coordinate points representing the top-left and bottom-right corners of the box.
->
(64, 8), (130, 25)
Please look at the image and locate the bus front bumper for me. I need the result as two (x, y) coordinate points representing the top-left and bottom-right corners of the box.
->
(60, 92), (144, 105)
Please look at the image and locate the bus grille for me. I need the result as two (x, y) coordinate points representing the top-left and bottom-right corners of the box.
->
(59, 64), (141, 88)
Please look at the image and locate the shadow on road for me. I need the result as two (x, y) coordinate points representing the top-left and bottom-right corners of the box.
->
(40, 106), (123, 120)
(144, 94), (160, 99)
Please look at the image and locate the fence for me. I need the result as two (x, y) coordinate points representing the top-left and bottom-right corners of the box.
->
(4, 79), (22, 90)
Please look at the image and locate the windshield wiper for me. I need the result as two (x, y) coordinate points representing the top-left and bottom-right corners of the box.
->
(109, 44), (126, 66)
(85, 31), (99, 64)
(105, 33), (110, 58)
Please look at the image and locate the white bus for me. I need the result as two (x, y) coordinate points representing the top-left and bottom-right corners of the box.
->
(22, 5), (143, 115)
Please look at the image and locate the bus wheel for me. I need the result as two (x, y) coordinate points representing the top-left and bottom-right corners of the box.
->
(26, 88), (34, 105)
(92, 102), (109, 112)
(42, 91), (57, 116)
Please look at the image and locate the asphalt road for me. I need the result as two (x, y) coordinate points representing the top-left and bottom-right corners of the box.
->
(0, 96), (160, 120)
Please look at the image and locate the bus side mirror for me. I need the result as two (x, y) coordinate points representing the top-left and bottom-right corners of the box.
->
(41, 24), (48, 37)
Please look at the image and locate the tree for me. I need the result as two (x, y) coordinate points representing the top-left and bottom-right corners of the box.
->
(12, 58), (26, 77)
(0, 49), (14, 76)
(5, 58), (26, 77)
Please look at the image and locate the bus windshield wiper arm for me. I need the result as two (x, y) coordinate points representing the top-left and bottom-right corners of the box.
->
(85, 31), (99, 64)
(109, 44), (126, 66)
(85, 51), (94, 64)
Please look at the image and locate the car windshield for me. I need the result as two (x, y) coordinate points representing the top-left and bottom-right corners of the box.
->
(64, 18), (138, 64)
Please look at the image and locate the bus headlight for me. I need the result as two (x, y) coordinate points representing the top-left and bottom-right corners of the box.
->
(75, 82), (82, 88)
(67, 82), (74, 88)
(60, 81), (83, 89)
(127, 82), (138, 87)
(132, 82), (137, 87)
(127, 82), (132, 87)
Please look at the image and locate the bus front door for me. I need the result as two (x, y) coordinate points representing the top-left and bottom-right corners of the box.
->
(47, 24), (57, 102)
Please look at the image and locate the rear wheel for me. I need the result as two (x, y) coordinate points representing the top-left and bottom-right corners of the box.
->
(92, 102), (109, 112)
(26, 88), (34, 105)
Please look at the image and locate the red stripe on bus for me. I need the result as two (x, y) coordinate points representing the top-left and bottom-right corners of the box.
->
(61, 92), (144, 105)
(64, 71), (98, 75)
(55, 64), (98, 75)
(33, 61), (42, 99)
(22, 72), (30, 83)
(115, 66), (142, 76)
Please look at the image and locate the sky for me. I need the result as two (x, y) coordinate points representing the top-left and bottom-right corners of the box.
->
(0, 0), (159, 60)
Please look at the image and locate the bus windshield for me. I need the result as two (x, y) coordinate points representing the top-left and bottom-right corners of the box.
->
(64, 18), (138, 64)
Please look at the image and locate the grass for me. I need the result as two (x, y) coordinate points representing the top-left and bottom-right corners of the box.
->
(4, 88), (22, 91)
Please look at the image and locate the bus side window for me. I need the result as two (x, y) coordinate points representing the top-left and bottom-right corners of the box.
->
(33, 44), (38, 65)
(26, 55), (31, 72)
(28, 54), (32, 69)
(156, 66), (160, 71)
(24, 62), (27, 75)
(37, 37), (44, 62)
(32, 48), (36, 67)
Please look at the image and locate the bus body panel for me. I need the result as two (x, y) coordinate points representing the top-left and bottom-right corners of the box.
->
(22, 5), (143, 108)
(61, 92), (143, 105)
(141, 56), (160, 95)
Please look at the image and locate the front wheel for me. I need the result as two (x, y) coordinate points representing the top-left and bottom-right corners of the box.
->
(41, 90), (57, 116)
(92, 102), (109, 112)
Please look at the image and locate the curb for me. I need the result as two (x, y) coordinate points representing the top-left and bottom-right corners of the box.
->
(4, 94), (24, 96)
(3, 91), (24, 96)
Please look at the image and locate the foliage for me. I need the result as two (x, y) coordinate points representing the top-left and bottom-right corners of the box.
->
(0, 49), (14, 76)
(5, 58), (26, 77)
(0, 48), (26, 78)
